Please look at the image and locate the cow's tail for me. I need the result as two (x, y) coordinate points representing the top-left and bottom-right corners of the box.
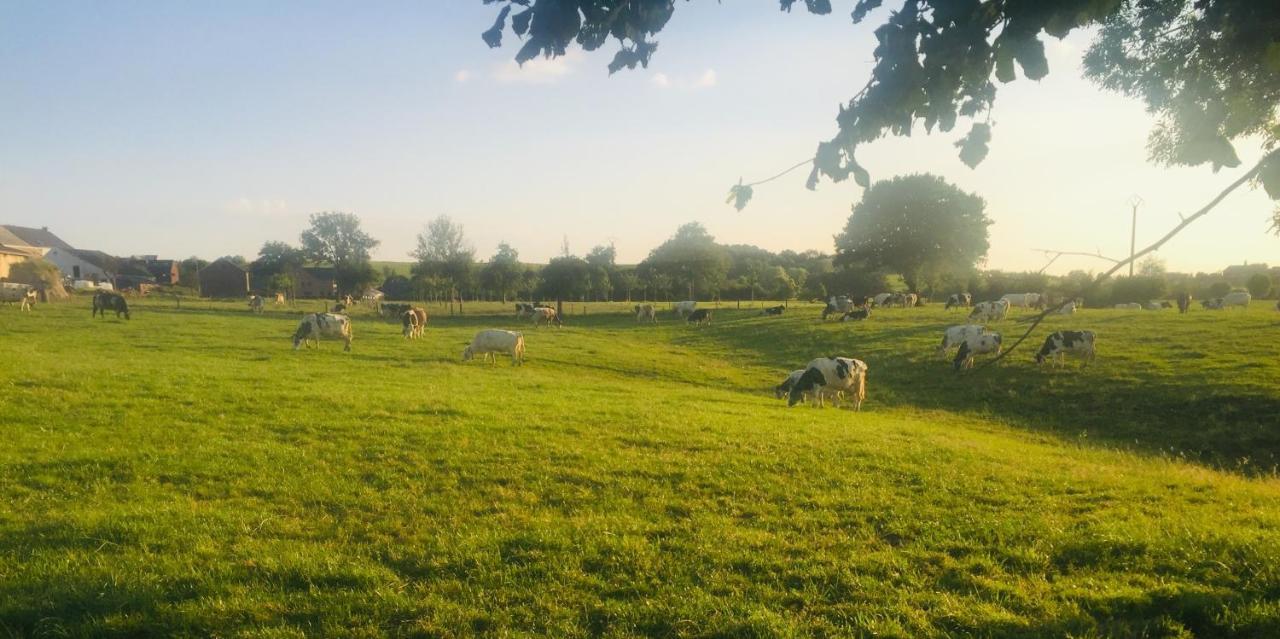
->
(853, 366), (867, 410)
(514, 334), (526, 364)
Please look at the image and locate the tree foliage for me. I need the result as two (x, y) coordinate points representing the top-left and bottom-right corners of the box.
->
(834, 174), (990, 292)
(1247, 272), (1273, 298)
(539, 255), (591, 302)
(480, 242), (525, 302)
(479, 0), (1280, 203)
(300, 212), (380, 267)
(640, 222), (729, 299)
(411, 216), (476, 299)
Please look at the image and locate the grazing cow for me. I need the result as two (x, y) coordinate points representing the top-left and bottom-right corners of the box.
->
(0, 283), (36, 311)
(248, 295), (265, 313)
(872, 293), (893, 307)
(401, 309), (420, 338)
(274, 292), (286, 305)
(1000, 293), (1040, 309)
(515, 302), (536, 319)
(761, 305), (785, 316)
(674, 300), (697, 318)
(1142, 301), (1164, 311)
(774, 369), (807, 401)
(531, 306), (562, 328)
(635, 303), (657, 323)
(1054, 301), (1077, 315)
(401, 307), (427, 339)
(899, 293), (919, 308)
(92, 291), (131, 320)
(1222, 291), (1251, 308)
(937, 324), (986, 356)
(840, 308), (870, 322)
(787, 356), (868, 410)
(1177, 292), (1192, 314)
(968, 300), (1009, 322)
(687, 309), (712, 326)
(1201, 298), (1225, 310)
(1035, 330), (1096, 368)
(331, 303), (346, 313)
(292, 313), (352, 352)
(953, 333), (1002, 371)
(1113, 302), (1143, 310)
(944, 293), (972, 310)
(462, 329), (525, 365)
(342, 294), (354, 307)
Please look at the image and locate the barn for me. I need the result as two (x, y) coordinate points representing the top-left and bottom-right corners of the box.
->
(198, 258), (250, 298)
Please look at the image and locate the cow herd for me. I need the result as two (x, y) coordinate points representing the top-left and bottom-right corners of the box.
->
(12, 288), (1262, 416)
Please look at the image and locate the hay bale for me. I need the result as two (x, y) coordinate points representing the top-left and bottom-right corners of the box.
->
(8, 258), (69, 301)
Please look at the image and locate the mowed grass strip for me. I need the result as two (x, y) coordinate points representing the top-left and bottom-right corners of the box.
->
(1, 298), (1278, 637)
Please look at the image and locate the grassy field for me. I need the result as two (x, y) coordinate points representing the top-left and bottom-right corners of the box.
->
(2, 297), (1279, 637)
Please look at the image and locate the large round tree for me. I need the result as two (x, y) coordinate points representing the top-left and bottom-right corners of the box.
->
(834, 174), (990, 293)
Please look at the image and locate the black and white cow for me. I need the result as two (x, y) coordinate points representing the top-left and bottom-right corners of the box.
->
(92, 291), (131, 320)
(687, 309), (712, 326)
(1035, 330), (1096, 368)
(937, 324), (986, 357)
(787, 356), (868, 410)
(944, 293), (972, 310)
(822, 296), (855, 319)
(761, 305), (785, 316)
(840, 308), (870, 322)
(292, 313), (352, 351)
(953, 333), (1002, 371)
(968, 300), (1009, 322)
(774, 369), (806, 400)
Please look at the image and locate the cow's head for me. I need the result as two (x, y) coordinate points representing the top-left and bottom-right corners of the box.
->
(788, 368), (826, 406)
(462, 345), (474, 361)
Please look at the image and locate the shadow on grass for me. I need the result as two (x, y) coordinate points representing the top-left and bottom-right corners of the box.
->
(690, 316), (1280, 476)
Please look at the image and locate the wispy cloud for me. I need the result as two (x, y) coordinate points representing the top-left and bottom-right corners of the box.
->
(492, 51), (580, 84)
(226, 198), (290, 217)
(648, 69), (718, 90)
(454, 69), (471, 83)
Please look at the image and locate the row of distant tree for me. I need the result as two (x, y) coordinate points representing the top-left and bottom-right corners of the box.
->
(170, 173), (1272, 305)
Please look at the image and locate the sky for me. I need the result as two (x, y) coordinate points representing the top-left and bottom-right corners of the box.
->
(1, 1), (1276, 274)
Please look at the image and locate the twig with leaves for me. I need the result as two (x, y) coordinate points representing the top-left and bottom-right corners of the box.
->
(977, 149), (1279, 371)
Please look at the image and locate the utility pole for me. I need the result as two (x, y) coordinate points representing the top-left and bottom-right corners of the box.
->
(1128, 195), (1143, 276)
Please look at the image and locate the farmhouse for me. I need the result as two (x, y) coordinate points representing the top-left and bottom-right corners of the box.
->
(132, 255), (180, 284)
(198, 258), (250, 298)
(0, 244), (43, 279)
(0, 226), (107, 281)
(296, 266), (337, 299)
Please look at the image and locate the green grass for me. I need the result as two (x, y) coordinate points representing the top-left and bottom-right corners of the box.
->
(2, 298), (1279, 637)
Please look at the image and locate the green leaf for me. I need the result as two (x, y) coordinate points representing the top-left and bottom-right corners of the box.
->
(1260, 153), (1280, 200)
(955, 123), (992, 168)
(481, 6), (511, 49)
(850, 158), (870, 188)
(726, 182), (754, 211)
(512, 8), (533, 37)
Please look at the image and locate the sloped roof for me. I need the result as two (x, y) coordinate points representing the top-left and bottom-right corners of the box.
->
(0, 244), (42, 258)
(0, 227), (30, 247)
(199, 257), (248, 273)
(1, 225), (74, 250)
(72, 249), (117, 270)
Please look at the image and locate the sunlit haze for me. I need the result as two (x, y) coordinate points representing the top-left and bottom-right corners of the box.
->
(3, 2), (1275, 273)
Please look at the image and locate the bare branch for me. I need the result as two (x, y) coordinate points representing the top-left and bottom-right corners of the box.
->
(976, 149), (1277, 371)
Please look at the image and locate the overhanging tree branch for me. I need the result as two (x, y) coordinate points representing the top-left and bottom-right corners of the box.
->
(1031, 248), (1122, 274)
(976, 149), (1278, 371)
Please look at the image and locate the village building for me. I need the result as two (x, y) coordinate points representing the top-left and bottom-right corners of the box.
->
(198, 258), (250, 298)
